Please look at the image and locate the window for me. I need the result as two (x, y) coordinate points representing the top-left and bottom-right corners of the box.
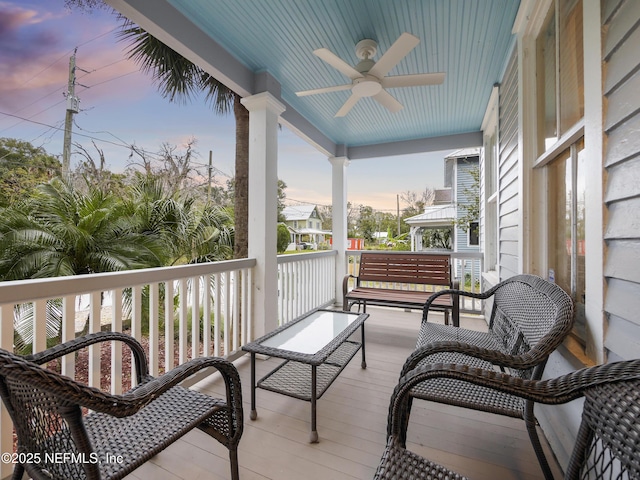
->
(469, 222), (479, 246)
(547, 141), (586, 344)
(536, 0), (586, 348)
(536, 0), (584, 152)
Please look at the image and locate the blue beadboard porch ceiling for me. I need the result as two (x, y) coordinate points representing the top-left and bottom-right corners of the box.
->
(109, 0), (520, 157)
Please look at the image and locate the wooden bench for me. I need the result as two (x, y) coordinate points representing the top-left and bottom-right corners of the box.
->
(342, 252), (460, 326)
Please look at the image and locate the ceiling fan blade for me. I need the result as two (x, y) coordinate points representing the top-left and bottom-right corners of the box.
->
(369, 32), (420, 78)
(296, 84), (352, 96)
(335, 93), (360, 117)
(314, 48), (363, 80)
(383, 72), (446, 88)
(373, 90), (403, 113)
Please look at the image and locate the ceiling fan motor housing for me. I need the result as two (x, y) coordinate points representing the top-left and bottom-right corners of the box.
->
(352, 75), (382, 97)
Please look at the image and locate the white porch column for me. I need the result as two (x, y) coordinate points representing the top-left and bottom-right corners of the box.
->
(241, 92), (285, 338)
(329, 155), (349, 306)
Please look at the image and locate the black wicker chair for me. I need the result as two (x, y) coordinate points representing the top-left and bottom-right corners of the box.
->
(0, 331), (243, 480)
(401, 274), (574, 480)
(374, 359), (640, 479)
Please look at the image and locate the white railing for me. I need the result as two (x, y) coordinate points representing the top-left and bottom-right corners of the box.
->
(345, 250), (484, 315)
(277, 250), (337, 325)
(0, 258), (255, 476)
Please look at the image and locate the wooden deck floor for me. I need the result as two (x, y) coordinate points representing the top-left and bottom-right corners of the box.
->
(125, 308), (564, 480)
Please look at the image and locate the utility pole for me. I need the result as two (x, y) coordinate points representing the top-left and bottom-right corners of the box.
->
(62, 49), (79, 181)
(397, 194), (401, 236)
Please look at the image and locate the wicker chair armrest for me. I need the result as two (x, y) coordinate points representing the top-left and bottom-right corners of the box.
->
(25, 331), (149, 383)
(401, 340), (545, 377)
(1, 351), (242, 420)
(388, 360), (640, 439)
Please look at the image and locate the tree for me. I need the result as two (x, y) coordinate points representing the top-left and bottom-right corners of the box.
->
(72, 140), (127, 195)
(123, 174), (234, 265)
(65, 1), (251, 259)
(117, 20), (250, 258)
(277, 223), (290, 253)
(0, 138), (61, 206)
(455, 164), (480, 234)
(0, 178), (164, 280)
(127, 138), (206, 195)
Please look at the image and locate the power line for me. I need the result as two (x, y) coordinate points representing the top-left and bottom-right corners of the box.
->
(18, 27), (119, 88)
(0, 110), (135, 150)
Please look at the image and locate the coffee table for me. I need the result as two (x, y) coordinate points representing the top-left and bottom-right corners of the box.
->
(242, 308), (369, 443)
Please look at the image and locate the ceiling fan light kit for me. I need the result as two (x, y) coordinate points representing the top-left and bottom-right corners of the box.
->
(296, 32), (445, 117)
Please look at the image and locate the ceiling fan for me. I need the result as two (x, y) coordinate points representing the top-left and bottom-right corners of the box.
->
(296, 32), (445, 117)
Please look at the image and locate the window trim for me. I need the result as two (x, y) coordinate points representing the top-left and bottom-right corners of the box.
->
(534, 119), (584, 168)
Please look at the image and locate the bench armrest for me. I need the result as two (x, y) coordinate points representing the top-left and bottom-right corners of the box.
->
(342, 274), (357, 298)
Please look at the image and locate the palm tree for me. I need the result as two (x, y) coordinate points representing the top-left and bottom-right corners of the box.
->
(0, 179), (164, 280)
(117, 22), (249, 259)
(123, 174), (234, 265)
(0, 178), (166, 352)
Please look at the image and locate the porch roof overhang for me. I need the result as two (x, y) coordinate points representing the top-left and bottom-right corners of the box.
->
(106, 0), (521, 159)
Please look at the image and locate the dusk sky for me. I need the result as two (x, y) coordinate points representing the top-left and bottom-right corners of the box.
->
(0, 1), (449, 213)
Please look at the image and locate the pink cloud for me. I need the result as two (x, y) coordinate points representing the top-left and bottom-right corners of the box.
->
(0, 2), (151, 118)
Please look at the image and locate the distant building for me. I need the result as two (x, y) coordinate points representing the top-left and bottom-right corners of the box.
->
(281, 204), (329, 250)
(405, 148), (480, 255)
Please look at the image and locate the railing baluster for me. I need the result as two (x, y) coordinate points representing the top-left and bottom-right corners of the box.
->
(233, 270), (240, 353)
(33, 299), (47, 354)
(131, 285), (142, 388)
(191, 276), (200, 360)
(0, 304), (11, 479)
(224, 271), (231, 356)
(88, 292), (101, 389)
(164, 280), (174, 372)
(214, 272), (221, 357)
(61, 295), (75, 378)
(178, 279), (188, 365)
(203, 275), (212, 357)
(111, 288), (123, 394)
(149, 282), (159, 376)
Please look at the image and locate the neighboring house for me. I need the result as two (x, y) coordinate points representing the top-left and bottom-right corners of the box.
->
(281, 204), (327, 249)
(405, 148), (480, 256)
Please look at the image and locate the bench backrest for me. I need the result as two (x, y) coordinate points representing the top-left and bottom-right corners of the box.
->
(487, 274), (574, 378)
(357, 253), (452, 286)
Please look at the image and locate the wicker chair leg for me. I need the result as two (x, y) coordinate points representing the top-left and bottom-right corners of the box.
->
(524, 400), (554, 480)
(229, 448), (240, 480)
(11, 464), (24, 480)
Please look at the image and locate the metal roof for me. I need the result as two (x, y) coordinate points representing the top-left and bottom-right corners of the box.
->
(109, 0), (520, 158)
(282, 204), (319, 221)
(404, 204), (456, 227)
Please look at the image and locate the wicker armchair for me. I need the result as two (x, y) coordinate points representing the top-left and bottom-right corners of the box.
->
(401, 274), (574, 480)
(374, 359), (640, 479)
(0, 332), (243, 480)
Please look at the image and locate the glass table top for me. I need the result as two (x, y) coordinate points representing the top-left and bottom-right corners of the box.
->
(259, 310), (359, 355)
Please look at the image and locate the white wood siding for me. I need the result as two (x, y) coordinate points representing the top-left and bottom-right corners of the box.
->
(602, 0), (640, 362)
(498, 49), (519, 280)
